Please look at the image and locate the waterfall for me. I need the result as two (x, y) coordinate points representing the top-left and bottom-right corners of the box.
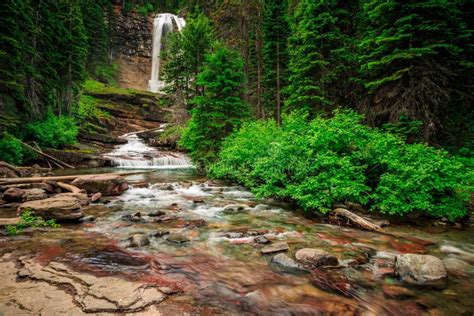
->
(104, 132), (193, 169)
(148, 13), (186, 93)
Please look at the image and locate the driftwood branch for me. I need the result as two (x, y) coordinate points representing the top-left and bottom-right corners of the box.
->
(21, 141), (74, 169)
(330, 208), (384, 233)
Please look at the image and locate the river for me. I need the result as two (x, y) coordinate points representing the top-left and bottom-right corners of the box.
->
(1, 134), (473, 315)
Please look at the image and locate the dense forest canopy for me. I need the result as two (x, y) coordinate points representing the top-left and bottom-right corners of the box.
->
(0, 0), (472, 219)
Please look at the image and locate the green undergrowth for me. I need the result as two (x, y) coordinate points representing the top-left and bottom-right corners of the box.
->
(6, 210), (60, 236)
(210, 110), (473, 220)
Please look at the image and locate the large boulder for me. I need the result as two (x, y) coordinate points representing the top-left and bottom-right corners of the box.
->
(395, 254), (447, 288)
(295, 248), (339, 267)
(17, 195), (83, 221)
(71, 175), (129, 196)
(2, 188), (26, 202)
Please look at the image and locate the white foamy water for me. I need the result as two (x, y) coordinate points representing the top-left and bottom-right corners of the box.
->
(104, 132), (193, 169)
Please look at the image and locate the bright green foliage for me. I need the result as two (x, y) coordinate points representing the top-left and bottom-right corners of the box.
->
(285, 0), (355, 114)
(6, 210), (60, 236)
(262, 0), (289, 122)
(180, 46), (250, 164)
(75, 95), (109, 124)
(0, 133), (24, 165)
(357, 0), (471, 141)
(211, 110), (470, 219)
(162, 12), (215, 101)
(25, 115), (78, 149)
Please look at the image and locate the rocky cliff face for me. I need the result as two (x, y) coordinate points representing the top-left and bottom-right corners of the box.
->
(112, 10), (153, 91)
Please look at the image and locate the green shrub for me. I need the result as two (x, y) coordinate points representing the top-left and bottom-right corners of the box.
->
(211, 110), (471, 219)
(6, 210), (60, 236)
(0, 133), (24, 165)
(25, 115), (78, 149)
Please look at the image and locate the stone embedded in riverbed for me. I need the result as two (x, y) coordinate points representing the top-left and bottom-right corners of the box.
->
(271, 253), (306, 273)
(254, 236), (271, 244)
(395, 254), (447, 288)
(166, 233), (190, 244)
(17, 195), (83, 221)
(295, 248), (339, 267)
(71, 174), (129, 196)
(90, 192), (102, 203)
(148, 210), (166, 217)
(128, 234), (150, 248)
(261, 242), (289, 254)
(222, 204), (250, 214)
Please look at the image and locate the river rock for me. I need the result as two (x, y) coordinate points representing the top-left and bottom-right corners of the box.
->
(166, 233), (190, 244)
(79, 215), (96, 223)
(395, 254), (447, 288)
(90, 192), (102, 203)
(24, 188), (48, 201)
(383, 285), (415, 299)
(254, 236), (271, 244)
(57, 193), (89, 207)
(72, 174), (129, 196)
(261, 242), (289, 254)
(295, 248), (339, 267)
(148, 210), (166, 217)
(222, 204), (249, 214)
(271, 253), (306, 273)
(254, 204), (270, 211)
(151, 230), (170, 237)
(129, 234), (150, 248)
(17, 195), (83, 220)
(2, 188), (26, 202)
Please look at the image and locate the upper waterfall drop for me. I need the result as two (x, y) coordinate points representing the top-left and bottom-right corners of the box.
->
(148, 13), (185, 93)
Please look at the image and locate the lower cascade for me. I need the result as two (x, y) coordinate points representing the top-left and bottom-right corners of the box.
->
(104, 132), (192, 169)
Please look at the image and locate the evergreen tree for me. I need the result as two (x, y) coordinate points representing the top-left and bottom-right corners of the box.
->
(262, 0), (289, 123)
(357, 0), (471, 142)
(162, 12), (214, 102)
(285, 0), (354, 114)
(180, 46), (249, 164)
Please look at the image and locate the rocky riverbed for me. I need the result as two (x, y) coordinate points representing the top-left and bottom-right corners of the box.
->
(1, 168), (474, 315)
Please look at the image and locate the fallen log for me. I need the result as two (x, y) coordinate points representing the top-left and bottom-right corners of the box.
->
(57, 182), (82, 193)
(20, 141), (74, 169)
(0, 171), (152, 186)
(0, 161), (21, 173)
(330, 208), (384, 233)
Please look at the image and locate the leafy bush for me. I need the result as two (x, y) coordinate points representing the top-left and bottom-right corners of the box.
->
(0, 133), (24, 165)
(211, 110), (471, 219)
(6, 210), (60, 236)
(25, 115), (78, 149)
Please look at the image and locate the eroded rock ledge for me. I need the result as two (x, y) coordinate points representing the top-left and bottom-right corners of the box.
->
(15, 256), (169, 313)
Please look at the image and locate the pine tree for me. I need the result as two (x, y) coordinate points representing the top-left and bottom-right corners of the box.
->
(357, 0), (471, 142)
(285, 0), (354, 115)
(162, 12), (214, 102)
(180, 46), (249, 164)
(262, 0), (289, 123)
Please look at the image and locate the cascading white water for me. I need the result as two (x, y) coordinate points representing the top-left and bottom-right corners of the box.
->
(148, 13), (186, 93)
(104, 132), (192, 169)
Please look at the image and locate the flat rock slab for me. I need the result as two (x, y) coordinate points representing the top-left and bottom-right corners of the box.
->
(18, 257), (167, 313)
(261, 242), (289, 254)
(17, 195), (83, 221)
(295, 248), (339, 267)
(72, 174), (129, 196)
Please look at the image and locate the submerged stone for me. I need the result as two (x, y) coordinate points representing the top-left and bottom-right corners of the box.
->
(129, 234), (150, 248)
(222, 204), (249, 214)
(261, 242), (289, 254)
(166, 233), (190, 244)
(295, 248), (339, 267)
(271, 253), (306, 273)
(254, 236), (271, 244)
(395, 254), (447, 288)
